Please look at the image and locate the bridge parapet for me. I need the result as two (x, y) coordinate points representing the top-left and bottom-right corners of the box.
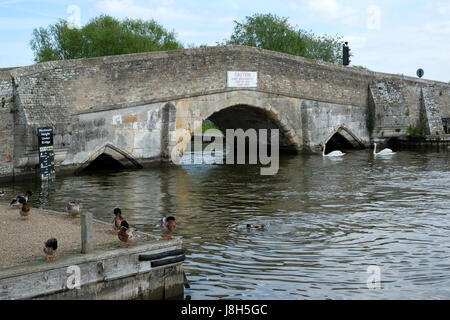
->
(0, 46), (449, 179)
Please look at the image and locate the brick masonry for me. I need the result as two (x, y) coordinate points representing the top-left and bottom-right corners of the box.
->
(0, 46), (449, 179)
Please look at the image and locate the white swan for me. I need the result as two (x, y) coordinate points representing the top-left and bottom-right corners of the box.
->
(373, 143), (395, 156)
(322, 144), (345, 157)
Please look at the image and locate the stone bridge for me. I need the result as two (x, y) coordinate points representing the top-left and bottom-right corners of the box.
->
(0, 46), (449, 179)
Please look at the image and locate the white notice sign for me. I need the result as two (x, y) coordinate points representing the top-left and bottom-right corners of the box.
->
(227, 71), (258, 88)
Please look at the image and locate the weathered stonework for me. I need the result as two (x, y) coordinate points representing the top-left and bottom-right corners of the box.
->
(0, 46), (449, 179)
(0, 69), (15, 177)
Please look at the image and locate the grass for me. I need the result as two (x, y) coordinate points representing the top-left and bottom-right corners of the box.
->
(202, 121), (222, 134)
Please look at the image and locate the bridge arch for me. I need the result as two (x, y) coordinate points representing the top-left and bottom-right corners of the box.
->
(172, 99), (301, 162)
(322, 126), (365, 153)
(75, 143), (143, 173)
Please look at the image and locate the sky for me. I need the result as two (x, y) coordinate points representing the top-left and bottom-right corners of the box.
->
(0, 0), (449, 82)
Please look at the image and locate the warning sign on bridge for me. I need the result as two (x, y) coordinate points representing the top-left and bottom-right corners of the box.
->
(227, 71), (258, 88)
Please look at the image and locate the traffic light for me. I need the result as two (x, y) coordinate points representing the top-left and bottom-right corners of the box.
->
(343, 42), (350, 66)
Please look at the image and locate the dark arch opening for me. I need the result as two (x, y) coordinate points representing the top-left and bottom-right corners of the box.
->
(77, 144), (143, 174)
(186, 105), (297, 164)
(82, 153), (126, 172)
(324, 128), (365, 153)
(208, 105), (296, 152)
(325, 132), (355, 151)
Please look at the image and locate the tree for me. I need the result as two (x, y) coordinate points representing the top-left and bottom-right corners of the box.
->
(224, 13), (345, 64)
(30, 15), (183, 63)
(226, 13), (307, 57)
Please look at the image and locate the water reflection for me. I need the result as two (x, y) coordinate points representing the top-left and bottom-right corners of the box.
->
(1, 149), (449, 299)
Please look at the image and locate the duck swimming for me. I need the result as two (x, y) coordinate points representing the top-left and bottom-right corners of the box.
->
(44, 238), (58, 262)
(67, 201), (83, 218)
(10, 190), (32, 207)
(159, 216), (176, 240)
(246, 224), (265, 230)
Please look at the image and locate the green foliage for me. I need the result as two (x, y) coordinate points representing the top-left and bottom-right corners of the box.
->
(352, 65), (371, 71)
(302, 31), (343, 64)
(224, 13), (344, 64)
(202, 121), (222, 134)
(30, 15), (183, 63)
(225, 13), (307, 57)
(407, 125), (426, 136)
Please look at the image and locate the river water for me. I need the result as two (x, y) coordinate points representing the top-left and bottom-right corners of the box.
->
(2, 149), (450, 299)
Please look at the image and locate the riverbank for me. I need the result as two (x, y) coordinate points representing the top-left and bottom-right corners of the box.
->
(0, 204), (150, 270)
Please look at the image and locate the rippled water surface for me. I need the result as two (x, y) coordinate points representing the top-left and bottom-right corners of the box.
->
(2, 149), (450, 299)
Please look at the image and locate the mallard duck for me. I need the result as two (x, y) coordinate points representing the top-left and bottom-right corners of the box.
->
(159, 216), (176, 240)
(111, 208), (126, 235)
(246, 223), (265, 230)
(19, 202), (31, 220)
(10, 190), (32, 207)
(67, 201), (83, 218)
(118, 220), (136, 248)
(43, 238), (58, 262)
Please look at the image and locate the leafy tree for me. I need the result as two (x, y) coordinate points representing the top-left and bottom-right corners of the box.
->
(225, 13), (345, 64)
(30, 15), (183, 63)
(226, 13), (307, 57)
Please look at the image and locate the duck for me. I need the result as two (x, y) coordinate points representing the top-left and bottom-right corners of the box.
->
(19, 202), (31, 220)
(66, 201), (83, 218)
(112, 207), (126, 235)
(43, 238), (58, 262)
(0, 190), (5, 198)
(322, 144), (345, 157)
(118, 220), (136, 248)
(159, 216), (176, 240)
(373, 143), (395, 156)
(10, 190), (32, 207)
(246, 223), (265, 230)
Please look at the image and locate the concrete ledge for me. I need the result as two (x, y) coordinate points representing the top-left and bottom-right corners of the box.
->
(0, 239), (185, 300)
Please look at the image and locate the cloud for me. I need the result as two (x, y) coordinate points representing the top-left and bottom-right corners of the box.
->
(0, 17), (55, 30)
(343, 35), (367, 49)
(95, 0), (199, 22)
(436, 2), (450, 14)
(286, 0), (360, 25)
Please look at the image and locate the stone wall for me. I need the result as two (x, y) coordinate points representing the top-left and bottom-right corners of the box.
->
(0, 69), (15, 178)
(368, 76), (450, 141)
(1, 46), (449, 178)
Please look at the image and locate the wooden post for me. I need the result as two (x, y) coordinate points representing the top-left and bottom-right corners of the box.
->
(81, 212), (93, 254)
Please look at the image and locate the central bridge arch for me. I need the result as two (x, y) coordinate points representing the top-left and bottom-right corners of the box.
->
(171, 91), (303, 162)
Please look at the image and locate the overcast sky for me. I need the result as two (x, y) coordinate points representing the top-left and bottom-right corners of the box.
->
(0, 0), (449, 82)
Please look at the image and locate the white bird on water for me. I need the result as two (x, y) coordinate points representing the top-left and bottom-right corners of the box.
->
(322, 144), (345, 157)
(373, 143), (395, 156)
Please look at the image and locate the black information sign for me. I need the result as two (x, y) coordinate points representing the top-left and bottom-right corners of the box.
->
(38, 126), (55, 180)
